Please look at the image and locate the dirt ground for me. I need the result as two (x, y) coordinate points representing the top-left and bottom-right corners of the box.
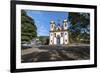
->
(21, 45), (90, 63)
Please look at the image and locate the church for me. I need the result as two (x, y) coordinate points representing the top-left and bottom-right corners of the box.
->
(49, 19), (69, 45)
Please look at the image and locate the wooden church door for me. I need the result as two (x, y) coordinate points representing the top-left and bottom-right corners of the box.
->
(57, 35), (60, 45)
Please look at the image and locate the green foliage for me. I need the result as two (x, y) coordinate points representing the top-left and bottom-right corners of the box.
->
(68, 12), (90, 43)
(21, 10), (37, 43)
(37, 36), (49, 45)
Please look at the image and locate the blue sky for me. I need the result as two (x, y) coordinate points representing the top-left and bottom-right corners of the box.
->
(26, 10), (68, 36)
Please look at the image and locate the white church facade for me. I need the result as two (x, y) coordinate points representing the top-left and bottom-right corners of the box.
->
(49, 19), (69, 45)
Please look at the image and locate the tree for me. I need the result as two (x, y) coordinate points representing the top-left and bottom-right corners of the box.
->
(68, 12), (90, 43)
(38, 36), (49, 45)
(21, 10), (37, 43)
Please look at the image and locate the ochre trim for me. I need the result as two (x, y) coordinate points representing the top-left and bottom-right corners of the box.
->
(50, 30), (67, 32)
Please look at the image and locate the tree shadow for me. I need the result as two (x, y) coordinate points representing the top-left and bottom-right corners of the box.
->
(21, 45), (90, 63)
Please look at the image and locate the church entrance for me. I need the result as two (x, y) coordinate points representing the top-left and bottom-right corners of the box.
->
(57, 35), (60, 45)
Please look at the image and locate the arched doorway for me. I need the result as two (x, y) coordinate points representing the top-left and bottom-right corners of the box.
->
(57, 35), (60, 45)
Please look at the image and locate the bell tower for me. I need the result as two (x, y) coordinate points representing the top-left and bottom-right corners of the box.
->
(50, 20), (56, 31)
(63, 18), (69, 44)
(63, 19), (68, 30)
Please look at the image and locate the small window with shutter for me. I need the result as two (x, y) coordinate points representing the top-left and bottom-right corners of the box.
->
(65, 33), (67, 35)
(61, 33), (63, 37)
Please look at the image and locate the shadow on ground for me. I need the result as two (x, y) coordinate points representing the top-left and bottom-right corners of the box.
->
(21, 45), (90, 63)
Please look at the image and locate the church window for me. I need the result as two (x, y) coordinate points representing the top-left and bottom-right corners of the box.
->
(51, 34), (52, 36)
(65, 40), (67, 42)
(65, 33), (67, 35)
(51, 40), (52, 42)
(61, 33), (63, 37)
(65, 24), (67, 27)
(54, 33), (56, 37)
